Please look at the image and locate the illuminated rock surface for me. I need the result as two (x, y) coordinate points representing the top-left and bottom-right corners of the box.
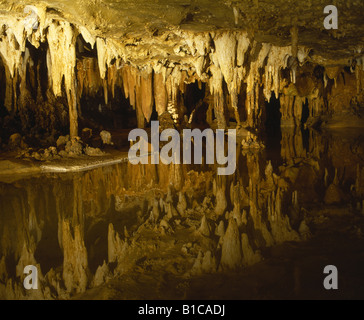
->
(0, 0), (363, 299)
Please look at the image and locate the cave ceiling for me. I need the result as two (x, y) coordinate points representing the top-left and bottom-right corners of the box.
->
(0, 0), (363, 63)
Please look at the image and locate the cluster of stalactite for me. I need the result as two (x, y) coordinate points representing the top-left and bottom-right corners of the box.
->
(0, 8), (363, 140)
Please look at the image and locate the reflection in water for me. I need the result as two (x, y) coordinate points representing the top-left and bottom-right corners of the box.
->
(0, 128), (364, 299)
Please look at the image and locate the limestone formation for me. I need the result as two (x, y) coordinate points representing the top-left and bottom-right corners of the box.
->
(198, 215), (211, 237)
(100, 130), (113, 145)
(0, 0), (363, 301)
(62, 221), (89, 294)
(220, 218), (242, 270)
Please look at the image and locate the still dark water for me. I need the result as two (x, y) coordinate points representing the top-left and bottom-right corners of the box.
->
(0, 127), (364, 299)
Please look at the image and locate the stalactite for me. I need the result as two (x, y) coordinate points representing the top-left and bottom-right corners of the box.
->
(213, 32), (237, 92)
(139, 69), (153, 123)
(209, 64), (227, 128)
(166, 67), (183, 123)
(246, 43), (270, 127)
(48, 21), (78, 137)
(76, 57), (102, 100)
(128, 66), (138, 109)
(0, 29), (23, 113)
(96, 37), (111, 80)
(107, 63), (120, 100)
(154, 72), (167, 115)
(0, 11), (361, 140)
(134, 72), (146, 128)
(121, 66), (129, 101)
(263, 46), (291, 102)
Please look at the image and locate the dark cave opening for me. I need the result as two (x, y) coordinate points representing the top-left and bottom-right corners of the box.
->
(301, 98), (310, 126)
(264, 94), (282, 138)
(237, 83), (248, 123)
(79, 86), (137, 131)
(76, 33), (97, 59)
(25, 40), (49, 102)
(78, 84), (138, 149)
(183, 81), (208, 126)
(76, 34), (138, 146)
(184, 81), (206, 115)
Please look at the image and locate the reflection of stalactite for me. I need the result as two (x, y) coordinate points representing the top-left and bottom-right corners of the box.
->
(214, 175), (227, 216)
(1, 129), (362, 297)
(62, 220), (88, 294)
(281, 126), (306, 164)
(72, 178), (84, 230)
(268, 187), (300, 243)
